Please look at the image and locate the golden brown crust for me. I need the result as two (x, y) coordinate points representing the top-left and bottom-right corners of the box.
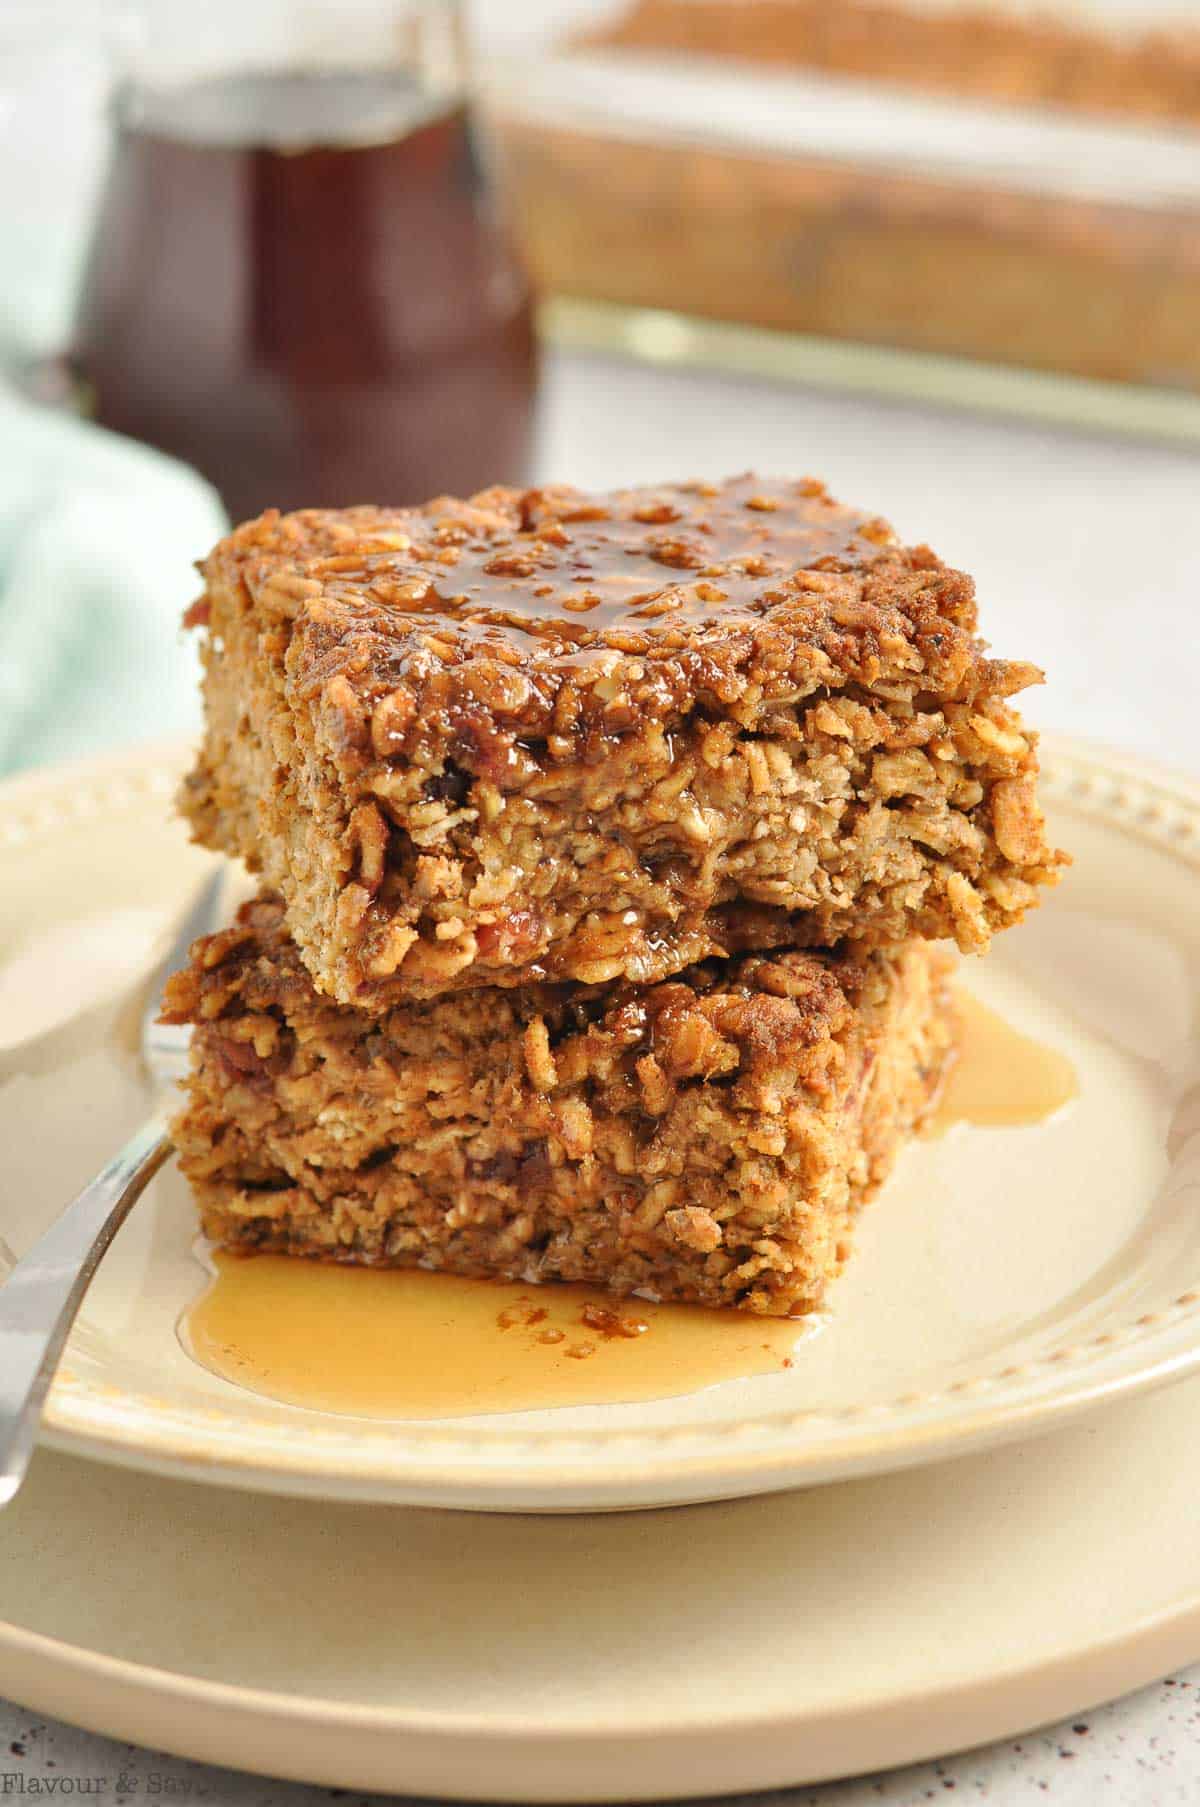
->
(165, 894), (957, 1316)
(182, 475), (1063, 1006)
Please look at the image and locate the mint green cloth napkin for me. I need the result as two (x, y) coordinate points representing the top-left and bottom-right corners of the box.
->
(0, 387), (228, 775)
(0, 17), (231, 773)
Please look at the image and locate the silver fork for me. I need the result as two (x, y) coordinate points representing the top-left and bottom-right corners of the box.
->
(0, 871), (225, 1505)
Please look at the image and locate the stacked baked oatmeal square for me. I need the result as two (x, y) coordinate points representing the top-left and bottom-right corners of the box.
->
(165, 475), (1063, 1315)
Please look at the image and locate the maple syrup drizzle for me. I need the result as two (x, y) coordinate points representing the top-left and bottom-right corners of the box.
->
(183, 1257), (806, 1420)
(335, 475), (895, 643)
(933, 989), (1078, 1132)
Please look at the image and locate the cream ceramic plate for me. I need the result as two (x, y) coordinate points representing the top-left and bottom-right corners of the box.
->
(4, 1384), (1200, 1798)
(3, 736), (1200, 1511)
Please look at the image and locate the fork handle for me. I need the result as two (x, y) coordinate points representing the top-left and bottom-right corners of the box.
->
(0, 1113), (171, 1505)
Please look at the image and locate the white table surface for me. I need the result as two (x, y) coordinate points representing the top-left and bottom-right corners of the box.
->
(3, 343), (1199, 1802)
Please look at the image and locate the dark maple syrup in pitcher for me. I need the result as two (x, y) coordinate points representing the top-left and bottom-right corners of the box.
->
(73, 70), (538, 519)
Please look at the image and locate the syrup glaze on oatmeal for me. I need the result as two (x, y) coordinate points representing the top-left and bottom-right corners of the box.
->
(254, 474), (907, 668)
(347, 475), (898, 642)
(182, 1255), (805, 1419)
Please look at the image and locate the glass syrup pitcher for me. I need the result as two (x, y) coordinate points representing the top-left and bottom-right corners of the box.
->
(72, 0), (539, 521)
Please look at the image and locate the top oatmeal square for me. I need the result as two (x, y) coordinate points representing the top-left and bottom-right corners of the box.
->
(181, 474), (1063, 1007)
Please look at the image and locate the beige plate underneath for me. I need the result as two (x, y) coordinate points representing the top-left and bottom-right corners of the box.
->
(3, 1385), (1200, 1798)
(4, 736), (1200, 1510)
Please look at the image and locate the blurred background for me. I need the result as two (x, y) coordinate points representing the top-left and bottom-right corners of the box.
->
(1, 0), (1197, 774)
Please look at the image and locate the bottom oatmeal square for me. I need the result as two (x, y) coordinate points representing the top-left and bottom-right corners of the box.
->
(163, 895), (956, 1317)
